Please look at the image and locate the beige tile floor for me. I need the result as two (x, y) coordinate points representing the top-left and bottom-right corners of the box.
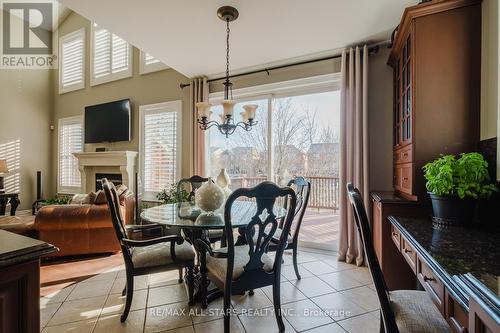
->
(40, 249), (380, 333)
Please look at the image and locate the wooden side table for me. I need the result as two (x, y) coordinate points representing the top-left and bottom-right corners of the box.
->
(0, 193), (20, 216)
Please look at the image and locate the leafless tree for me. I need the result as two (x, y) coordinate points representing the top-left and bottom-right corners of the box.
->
(216, 97), (338, 180)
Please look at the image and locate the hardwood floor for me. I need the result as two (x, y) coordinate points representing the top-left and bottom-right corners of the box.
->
(40, 253), (123, 297)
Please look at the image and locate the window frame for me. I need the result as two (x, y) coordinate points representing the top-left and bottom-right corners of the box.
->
(90, 22), (133, 86)
(58, 28), (86, 94)
(139, 100), (183, 201)
(57, 115), (84, 194)
(139, 50), (169, 75)
(206, 73), (341, 180)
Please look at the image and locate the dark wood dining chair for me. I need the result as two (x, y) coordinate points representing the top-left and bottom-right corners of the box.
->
(267, 176), (310, 280)
(197, 181), (297, 333)
(102, 179), (196, 322)
(346, 183), (451, 333)
(177, 175), (223, 243)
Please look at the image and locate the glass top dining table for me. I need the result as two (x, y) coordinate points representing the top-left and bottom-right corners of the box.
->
(140, 200), (287, 230)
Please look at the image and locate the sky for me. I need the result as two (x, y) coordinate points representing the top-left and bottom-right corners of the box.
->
(206, 90), (341, 150)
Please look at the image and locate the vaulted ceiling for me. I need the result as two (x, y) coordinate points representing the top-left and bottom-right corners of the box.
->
(58, 0), (418, 78)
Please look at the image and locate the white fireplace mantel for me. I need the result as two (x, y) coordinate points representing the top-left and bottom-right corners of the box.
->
(73, 151), (138, 193)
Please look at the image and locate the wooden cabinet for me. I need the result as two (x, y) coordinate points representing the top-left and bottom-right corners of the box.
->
(370, 192), (429, 290)
(0, 230), (56, 333)
(388, 0), (481, 200)
(418, 258), (445, 314)
(469, 297), (500, 333)
(445, 291), (469, 333)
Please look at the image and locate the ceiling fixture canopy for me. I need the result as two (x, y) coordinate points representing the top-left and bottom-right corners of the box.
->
(196, 6), (258, 138)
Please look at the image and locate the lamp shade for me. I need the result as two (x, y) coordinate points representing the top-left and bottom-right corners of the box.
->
(0, 160), (8, 174)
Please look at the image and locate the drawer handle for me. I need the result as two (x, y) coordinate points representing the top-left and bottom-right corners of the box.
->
(403, 152), (408, 157)
(403, 177), (409, 181)
(404, 248), (412, 253)
(423, 275), (435, 282)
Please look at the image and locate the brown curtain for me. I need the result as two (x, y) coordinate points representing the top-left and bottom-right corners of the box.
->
(190, 77), (209, 176)
(338, 46), (369, 266)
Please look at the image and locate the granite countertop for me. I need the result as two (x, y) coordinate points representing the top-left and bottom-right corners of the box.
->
(0, 230), (57, 267)
(371, 191), (420, 204)
(389, 216), (499, 297)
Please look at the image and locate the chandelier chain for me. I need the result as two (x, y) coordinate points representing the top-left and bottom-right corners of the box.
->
(226, 18), (230, 88)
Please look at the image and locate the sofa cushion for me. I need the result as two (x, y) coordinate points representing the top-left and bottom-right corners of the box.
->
(70, 192), (96, 205)
(0, 216), (35, 236)
(116, 184), (128, 198)
(94, 190), (107, 204)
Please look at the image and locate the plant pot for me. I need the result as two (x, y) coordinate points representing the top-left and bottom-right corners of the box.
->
(428, 192), (477, 227)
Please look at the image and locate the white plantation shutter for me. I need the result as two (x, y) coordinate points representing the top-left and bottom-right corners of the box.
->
(93, 25), (111, 78)
(145, 53), (160, 66)
(59, 117), (83, 193)
(140, 101), (182, 199)
(59, 29), (85, 93)
(112, 34), (129, 73)
(139, 50), (169, 74)
(91, 23), (132, 85)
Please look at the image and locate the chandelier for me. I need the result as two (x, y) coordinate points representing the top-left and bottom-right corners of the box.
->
(196, 6), (258, 138)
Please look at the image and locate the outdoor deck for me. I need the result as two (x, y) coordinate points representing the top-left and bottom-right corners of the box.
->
(300, 208), (339, 247)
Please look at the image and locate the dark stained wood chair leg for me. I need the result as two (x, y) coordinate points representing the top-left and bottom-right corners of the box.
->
(273, 280), (285, 332)
(178, 268), (183, 283)
(223, 292), (231, 333)
(292, 245), (301, 280)
(186, 265), (195, 305)
(121, 271), (134, 322)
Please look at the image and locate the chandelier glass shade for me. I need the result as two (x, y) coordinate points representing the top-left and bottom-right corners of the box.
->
(196, 6), (258, 138)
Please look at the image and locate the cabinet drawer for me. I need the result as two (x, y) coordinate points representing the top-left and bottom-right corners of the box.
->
(445, 291), (468, 333)
(391, 224), (401, 251)
(394, 145), (413, 164)
(418, 258), (445, 314)
(401, 238), (417, 273)
(394, 163), (413, 194)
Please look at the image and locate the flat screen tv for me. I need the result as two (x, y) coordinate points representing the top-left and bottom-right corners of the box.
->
(84, 99), (131, 143)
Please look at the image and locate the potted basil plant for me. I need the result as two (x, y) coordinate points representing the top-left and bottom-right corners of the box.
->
(423, 152), (497, 226)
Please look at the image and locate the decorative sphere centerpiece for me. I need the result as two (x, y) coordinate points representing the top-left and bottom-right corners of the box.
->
(194, 177), (225, 215)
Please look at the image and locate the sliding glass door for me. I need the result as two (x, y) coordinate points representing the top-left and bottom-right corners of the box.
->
(205, 82), (340, 249)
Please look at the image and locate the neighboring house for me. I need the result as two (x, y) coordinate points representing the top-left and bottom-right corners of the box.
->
(306, 142), (339, 177)
(274, 144), (306, 178)
(210, 146), (264, 177)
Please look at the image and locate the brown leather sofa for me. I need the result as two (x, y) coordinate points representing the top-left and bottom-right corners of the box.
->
(35, 190), (135, 257)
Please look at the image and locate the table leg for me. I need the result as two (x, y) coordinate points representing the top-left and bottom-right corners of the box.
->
(9, 197), (20, 216)
(199, 248), (209, 309)
(183, 228), (213, 308)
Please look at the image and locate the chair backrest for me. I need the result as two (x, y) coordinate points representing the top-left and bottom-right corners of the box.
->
(224, 181), (297, 285)
(102, 178), (133, 261)
(177, 175), (208, 202)
(283, 177), (311, 243)
(346, 183), (399, 333)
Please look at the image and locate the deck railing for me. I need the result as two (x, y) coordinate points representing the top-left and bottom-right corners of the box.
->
(232, 176), (339, 211)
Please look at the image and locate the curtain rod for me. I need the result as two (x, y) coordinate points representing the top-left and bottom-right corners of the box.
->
(179, 42), (389, 89)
